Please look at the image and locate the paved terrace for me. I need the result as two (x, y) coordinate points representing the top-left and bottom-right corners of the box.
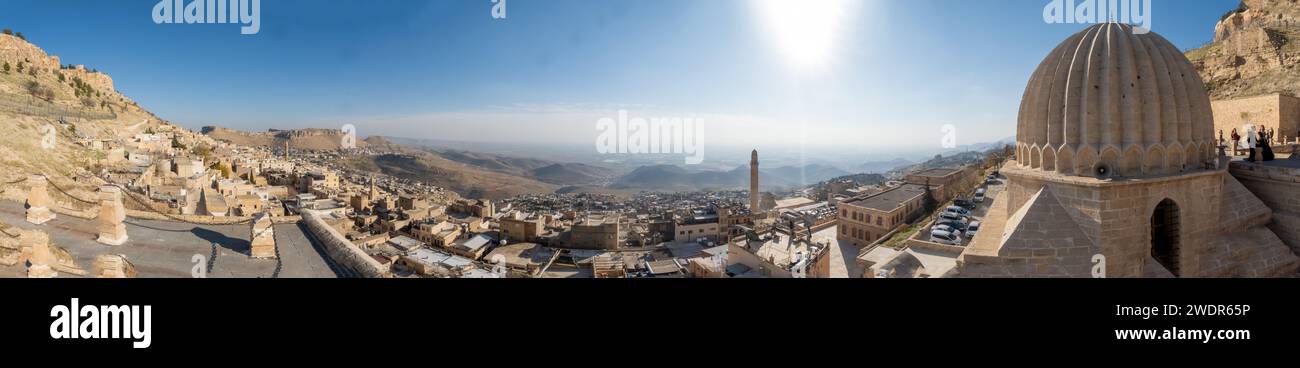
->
(0, 201), (340, 278)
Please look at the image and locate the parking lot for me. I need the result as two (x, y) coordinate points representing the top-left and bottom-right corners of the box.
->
(924, 171), (1005, 247)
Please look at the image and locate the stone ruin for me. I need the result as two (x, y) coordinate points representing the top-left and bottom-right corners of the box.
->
(249, 212), (276, 259)
(96, 185), (128, 246)
(19, 230), (86, 278)
(25, 175), (55, 225)
(91, 254), (137, 278)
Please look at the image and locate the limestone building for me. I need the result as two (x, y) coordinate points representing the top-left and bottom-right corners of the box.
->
(837, 184), (929, 248)
(959, 23), (1300, 278)
(1210, 93), (1300, 142)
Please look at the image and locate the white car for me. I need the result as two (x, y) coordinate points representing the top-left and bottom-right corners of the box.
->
(965, 221), (981, 239)
(944, 205), (971, 217)
(931, 224), (963, 238)
(939, 212), (969, 225)
(974, 188), (987, 203)
(929, 230), (961, 246)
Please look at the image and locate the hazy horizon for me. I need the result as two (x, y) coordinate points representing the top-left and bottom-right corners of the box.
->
(2, 0), (1239, 152)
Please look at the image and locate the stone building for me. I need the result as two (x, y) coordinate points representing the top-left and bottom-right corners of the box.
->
(959, 23), (1300, 278)
(904, 167), (977, 202)
(1210, 93), (1300, 142)
(568, 214), (622, 250)
(836, 184), (929, 248)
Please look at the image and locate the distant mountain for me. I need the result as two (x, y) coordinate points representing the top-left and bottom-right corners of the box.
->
(340, 152), (557, 200)
(858, 158), (915, 174)
(531, 163), (617, 185)
(610, 163), (850, 192)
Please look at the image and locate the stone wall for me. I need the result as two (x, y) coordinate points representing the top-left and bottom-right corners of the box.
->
(961, 161), (1299, 277)
(1230, 161), (1300, 254)
(1211, 94), (1300, 140)
(300, 209), (387, 278)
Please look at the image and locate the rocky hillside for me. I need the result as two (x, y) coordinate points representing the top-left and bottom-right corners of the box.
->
(201, 126), (366, 150)
(0, 31), (163, 182)
(1188, 0), (1300, 100)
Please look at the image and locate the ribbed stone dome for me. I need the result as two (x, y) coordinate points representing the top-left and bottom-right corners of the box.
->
(1016, 23), (1216, 178)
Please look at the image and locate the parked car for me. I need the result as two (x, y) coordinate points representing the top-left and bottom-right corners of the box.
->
(935, 219), (967, 232)
(953, 199), (976, 210)
(931, 224), (963, 238)
(929, 230), (961, 245)
(965, 221), (981, 239)
(945, 205), (971, 216)
(939, 212), (969, 225)
(974, 188), (987, 203)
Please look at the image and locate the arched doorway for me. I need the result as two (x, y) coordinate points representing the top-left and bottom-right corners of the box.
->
(1151, 199), (1181, 277)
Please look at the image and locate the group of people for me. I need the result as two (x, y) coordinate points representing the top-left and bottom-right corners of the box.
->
(1222, 127), (1280, 162)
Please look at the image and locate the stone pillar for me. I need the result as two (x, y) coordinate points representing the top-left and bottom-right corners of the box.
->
(249, 212), (276, 259)
(96, 186), (128, 245)
(25, 175), (56, 225)
(91, 254), (137, 278)
(25, 230), (57, 278)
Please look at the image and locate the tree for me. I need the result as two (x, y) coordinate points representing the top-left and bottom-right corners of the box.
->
(15, 61), (23, 73)
(15, 32), (24, 41)
(2, 62), (8, 74)
(1, 29), (11, 35)
(25, 80), (41, 98)
(921, 178), (938, 213)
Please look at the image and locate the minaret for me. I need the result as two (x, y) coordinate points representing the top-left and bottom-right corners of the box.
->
(749, 149), (759, 212)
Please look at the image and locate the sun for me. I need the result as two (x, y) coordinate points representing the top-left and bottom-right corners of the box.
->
(752, 0), (856, 73)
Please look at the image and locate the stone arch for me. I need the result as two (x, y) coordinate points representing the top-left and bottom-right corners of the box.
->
(1166, 144), (1185, 173)
(1185, 142), (1202, 168)
(1144, 145), (1166, 175)
(1041, 145), (1057, 172)
(1075, 147), (1098, 176)
(1098, 146), (1121, 178)
(1029, 145), (1042, 169)
(1122, 146), (1143, 177)
(1056, 145), (1075, 175)
(1150, 198), (1182, 277)
(1017, 144), (1028, 166)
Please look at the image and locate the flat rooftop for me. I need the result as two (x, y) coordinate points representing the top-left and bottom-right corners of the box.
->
(844, 184), (927, 212)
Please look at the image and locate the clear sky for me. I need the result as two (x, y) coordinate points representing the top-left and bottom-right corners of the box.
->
(0, 0), (1242, 152)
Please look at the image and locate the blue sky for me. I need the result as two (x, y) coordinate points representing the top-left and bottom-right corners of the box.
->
(0, 0), (1241, 151)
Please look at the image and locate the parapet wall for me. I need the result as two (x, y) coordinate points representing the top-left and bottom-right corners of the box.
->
(301, 209), (387, 278)
(1230, 161), (1300, 254)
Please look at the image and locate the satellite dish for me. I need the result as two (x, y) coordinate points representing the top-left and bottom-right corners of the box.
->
(1093, 162), (1113, 180)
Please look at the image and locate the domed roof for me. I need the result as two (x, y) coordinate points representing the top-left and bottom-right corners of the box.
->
(1016, 23), (1216, 178)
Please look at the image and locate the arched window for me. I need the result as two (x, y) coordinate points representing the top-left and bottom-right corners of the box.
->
(1151, 199), (1181, 277)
